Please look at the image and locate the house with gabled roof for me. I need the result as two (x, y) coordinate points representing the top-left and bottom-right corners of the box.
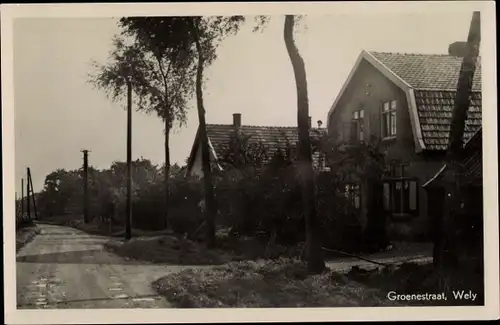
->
(185, 113), (328, 178)
(327, 42), (482, 239)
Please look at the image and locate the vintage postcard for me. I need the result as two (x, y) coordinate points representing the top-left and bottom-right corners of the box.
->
(2, 1), (498, 324)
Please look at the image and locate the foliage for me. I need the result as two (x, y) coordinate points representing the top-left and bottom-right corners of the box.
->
(118, 16), (246, 87)
(88, 34), (195, 129)
(37, 168), (83, 217)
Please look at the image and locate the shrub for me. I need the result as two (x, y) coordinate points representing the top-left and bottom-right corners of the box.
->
(168, 176), (204, 234)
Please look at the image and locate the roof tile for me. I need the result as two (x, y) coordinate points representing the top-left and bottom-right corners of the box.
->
(414, 90), (482, 150)
(368, 51), (481, 91)
(206, 124), (326, 166)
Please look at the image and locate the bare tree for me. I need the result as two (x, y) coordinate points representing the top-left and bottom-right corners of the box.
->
(283, 15), (326, 273)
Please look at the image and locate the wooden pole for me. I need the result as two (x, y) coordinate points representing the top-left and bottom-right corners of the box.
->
(82, 150), (89, 223)
(15, 191), (18, 221)
(125, 79), (132, 240)
(28, 168), (38, 220)
(21, 178), (24, 218)
(26, 168), (31, 219)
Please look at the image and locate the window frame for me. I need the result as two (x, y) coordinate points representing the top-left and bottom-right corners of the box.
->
(381, 99), (397, 139)
(351, 107), (365, 142)
(383, 177), (419, 216)
(345, 183), (362, 211)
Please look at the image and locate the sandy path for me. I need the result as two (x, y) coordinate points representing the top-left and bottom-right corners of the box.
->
(16, 224), (185, 309)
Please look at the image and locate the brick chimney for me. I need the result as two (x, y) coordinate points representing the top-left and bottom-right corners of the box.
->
(448, 41), (467, 57)
(233, 113), (241, 127)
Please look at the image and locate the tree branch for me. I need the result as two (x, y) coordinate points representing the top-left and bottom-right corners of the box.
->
(152, 51), (173, 124)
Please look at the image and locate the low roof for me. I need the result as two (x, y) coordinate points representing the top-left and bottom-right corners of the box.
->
(422, 127), (482, 188)
(206, 124), (325, 160)
(327, 51), (482, 152)
(185, 124), (326, 175)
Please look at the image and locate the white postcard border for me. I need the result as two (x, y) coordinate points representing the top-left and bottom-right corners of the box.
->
(2, 1), (498, 323)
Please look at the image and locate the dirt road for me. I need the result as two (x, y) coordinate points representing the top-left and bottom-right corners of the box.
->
(16, 224), (180, 309)
(16, 224), (433, 309)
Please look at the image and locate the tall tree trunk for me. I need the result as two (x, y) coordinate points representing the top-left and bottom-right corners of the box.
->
(283, 15), (325, 273)
(192, 18), (217, 248)
(438, 11), (480, 286)
(164, 117), (170, 230)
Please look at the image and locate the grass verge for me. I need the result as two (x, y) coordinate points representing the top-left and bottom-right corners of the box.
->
(152, 258), (400, 308)
(16, 223), (40, 253)
(103, 229), (309, 266)
(104, 234), (233, 265)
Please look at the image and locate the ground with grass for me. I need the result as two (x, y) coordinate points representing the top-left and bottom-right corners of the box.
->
(16, 222), (41, 252)
(153, 259), (400, 308)
(103, 228), (311, 265)
(103, 229), (432, 270)
(104, 234), (233, 265)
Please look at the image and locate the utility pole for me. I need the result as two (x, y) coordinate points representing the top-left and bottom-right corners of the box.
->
(26, 168), (31, 220)
(125, 78), (132, 240)
(81, 149), (90, 224)
(27, 168), (38, 220)
(21, 178), (24, 218)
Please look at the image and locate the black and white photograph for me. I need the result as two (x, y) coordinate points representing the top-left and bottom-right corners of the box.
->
(2, 1), (498, 323)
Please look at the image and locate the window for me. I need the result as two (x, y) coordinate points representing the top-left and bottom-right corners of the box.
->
(345, 183), (361, 210)
(317, 153), (331, 172)
(381, 100), (397, 138)
(350, 108), (365, 142)
(382, 164), (418, 215)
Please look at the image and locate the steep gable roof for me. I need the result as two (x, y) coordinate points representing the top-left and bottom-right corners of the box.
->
(327, 50), (482, 152)
(369, 52), (482, 91)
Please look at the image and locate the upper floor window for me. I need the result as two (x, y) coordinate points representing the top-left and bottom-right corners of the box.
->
(381, 100), (397, 138)
(350, 108), (364, 142)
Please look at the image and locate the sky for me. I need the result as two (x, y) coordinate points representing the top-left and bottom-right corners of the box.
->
(14, 11), (476, 193)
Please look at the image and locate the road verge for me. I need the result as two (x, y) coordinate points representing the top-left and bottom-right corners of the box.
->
(152, 258), (399, 308)
(16, 223), (41, 253)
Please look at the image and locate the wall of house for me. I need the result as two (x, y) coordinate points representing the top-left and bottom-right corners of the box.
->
(188, 141), (220, 178)
(328, 59), (447, 240)
(190, 143), (204, 178)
